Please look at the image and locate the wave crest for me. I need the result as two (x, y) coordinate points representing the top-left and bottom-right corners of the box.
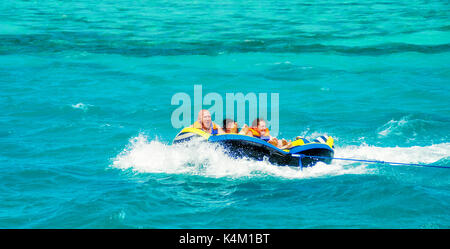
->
(111, 134), (367, 179)
(111, 134), (449, 179)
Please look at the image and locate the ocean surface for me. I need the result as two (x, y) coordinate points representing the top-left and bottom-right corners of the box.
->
(1, 0), (449, 228)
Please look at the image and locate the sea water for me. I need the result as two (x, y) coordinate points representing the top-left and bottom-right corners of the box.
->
(0, 0), (449, 228)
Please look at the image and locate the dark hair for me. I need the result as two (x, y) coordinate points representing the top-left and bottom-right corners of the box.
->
(223, 118), (235, 129)
(252, 118), (265, 127)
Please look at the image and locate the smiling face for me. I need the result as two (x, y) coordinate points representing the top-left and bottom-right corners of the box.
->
(225, 121), (237, 133)
(257, 120), (267, 134)
(198, 110), (212, 129)
(252, 118), (268, 136)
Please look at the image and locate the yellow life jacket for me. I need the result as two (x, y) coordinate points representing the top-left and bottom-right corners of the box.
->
(192, 121), (219, 135)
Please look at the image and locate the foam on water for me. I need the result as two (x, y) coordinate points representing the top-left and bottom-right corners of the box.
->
(111, 134), (364, 179)
(70, 103), (91, 112)
(111, 134), (450, 180)
(335, 143), (450, 165)
(3, 0), (449, 228)
(377, 117), (409, 137)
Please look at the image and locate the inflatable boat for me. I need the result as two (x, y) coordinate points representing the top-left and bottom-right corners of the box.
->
(173, 128), (334, 168)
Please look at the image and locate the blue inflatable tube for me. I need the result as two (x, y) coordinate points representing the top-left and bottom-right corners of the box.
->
(173, 128), (334, 167)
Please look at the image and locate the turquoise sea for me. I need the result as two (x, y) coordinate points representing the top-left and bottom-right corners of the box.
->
(1, 0), (449, 228)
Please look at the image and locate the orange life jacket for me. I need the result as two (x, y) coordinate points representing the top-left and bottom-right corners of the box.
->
(193, 121), (219, 135)
(249, 127), (270, 141)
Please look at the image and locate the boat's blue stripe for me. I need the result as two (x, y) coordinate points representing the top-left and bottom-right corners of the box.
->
(208, 134), (333, 155)
(288, 143), (333, 154)
(208, 134), (284, 152)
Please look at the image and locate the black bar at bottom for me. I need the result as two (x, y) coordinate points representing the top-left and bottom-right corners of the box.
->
(0, 229), (446, 248)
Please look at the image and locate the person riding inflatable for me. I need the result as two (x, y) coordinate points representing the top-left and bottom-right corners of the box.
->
(244, 118), (291, 149)
(190, 109), (224, 135)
